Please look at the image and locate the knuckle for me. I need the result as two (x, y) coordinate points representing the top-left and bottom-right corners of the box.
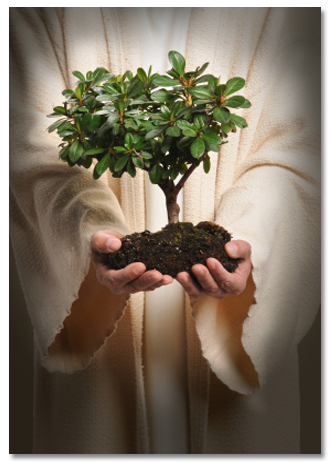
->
(205, 285), (219, 294)
(221, 280), (232, 291)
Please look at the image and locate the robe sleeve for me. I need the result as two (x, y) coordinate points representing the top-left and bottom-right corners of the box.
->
(10, 7), (131, 373)
(190, 9), (321, 394)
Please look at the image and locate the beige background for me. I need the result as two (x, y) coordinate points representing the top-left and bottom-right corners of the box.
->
(9, 240), (321, 454)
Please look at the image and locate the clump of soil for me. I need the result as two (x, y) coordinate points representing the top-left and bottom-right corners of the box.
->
(108, 221), (240, 278)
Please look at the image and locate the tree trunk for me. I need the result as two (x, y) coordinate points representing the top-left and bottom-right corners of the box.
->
(166, 199), (180, 224)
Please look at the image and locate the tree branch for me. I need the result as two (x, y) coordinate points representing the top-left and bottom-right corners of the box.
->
(173, 149), (208, 196)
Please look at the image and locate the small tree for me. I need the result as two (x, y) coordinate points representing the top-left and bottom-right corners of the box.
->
(48, 51), (251, 224)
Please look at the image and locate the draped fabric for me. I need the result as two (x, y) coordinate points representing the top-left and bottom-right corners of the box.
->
(10, 7), (320, 454)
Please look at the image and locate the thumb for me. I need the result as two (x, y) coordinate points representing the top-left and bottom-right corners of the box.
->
(91, 232), (122, 253)
(225, 240), (251, 259)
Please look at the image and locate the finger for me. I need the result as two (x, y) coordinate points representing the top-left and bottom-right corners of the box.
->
(225, 240), (252, 280)
(206, 257), (241, 293)
(105, 262), (146, 289)
(225, 240), (251, 260)
(145, 275), (173, 292)
(206, 258), (246, 296)
(126, 270), (164, 292)
(176, 272), (205, 299)
(191, 264), (221, 295)
(91, 231), (122, 254)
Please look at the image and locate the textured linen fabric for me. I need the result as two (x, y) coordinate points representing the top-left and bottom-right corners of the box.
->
(9, 7), (320, 454)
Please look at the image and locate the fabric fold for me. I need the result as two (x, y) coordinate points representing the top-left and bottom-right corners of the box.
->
(10, 7), (131, 372)
(185, 7), (320, 395)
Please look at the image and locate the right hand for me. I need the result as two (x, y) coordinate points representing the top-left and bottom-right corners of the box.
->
(91, 230), (173, 294)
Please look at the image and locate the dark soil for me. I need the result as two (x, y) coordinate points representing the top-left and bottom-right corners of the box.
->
(108, 221), (240, 278)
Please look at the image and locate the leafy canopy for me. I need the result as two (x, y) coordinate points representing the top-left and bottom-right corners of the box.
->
(47, 50), (251, 184)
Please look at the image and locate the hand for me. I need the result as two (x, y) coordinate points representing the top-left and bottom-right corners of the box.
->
(91, 230), (173, 294)
(176, 240), (252, 300)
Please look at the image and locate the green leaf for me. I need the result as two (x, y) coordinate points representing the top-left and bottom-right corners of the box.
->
(176, 106), (192, 118)
(208, 77), (219, 94)
(161, 136), (172, 154)
(213, 107), (230, 123)
(230, 114), (248, 129)
(48, 119), (66, 133)
(166, 69), (180, 79)
(127, 80), (145, 98)
(204, 142), (221, 153)
(149, 164), (162, 184)
(89, 115), (102, 132)
(150, 89), (174, 103)
(107, 114), (120, 126)
(190, 137), (205, 158)
(145, 127), (165, 140)
(195, 62), (209, 77)
(86, 70), (93, 80)
(114, 146), (129, 153)
(93, 67), (106, 83)
(75, 86), (82, 99)
(182, 127), (198, 138)
(81, 113), (92, 131)
(62, 88), (74, 98)
(127, 159), (137, 178)
(94, 152), (111, 178)
(240, 99), (252, 108)
(215, 84), (226, 97)
(194, 74), (214, 85)
(202, 132), (222, 144)
(153, 75), (180, 87)
(188, 87), (214, 99)
(177, 136), (193, 149)
(168, 50), (186, 76)
(192, 99), (213, 106)
(161, 168), (169, 180)
(53, 106), (67, 115)
(82, 157), (93, 169)
(170, 168), (179, 181)
(223, 96), (246, 108)
(224, 77), (245, 97)
(59, 145), (70, 161)
(166, 126), (181, 137)
(160, 105), (171, 119)
(222, 123), (232, 133)
(193, 115), (206, 130)
(176, 120), (193, 130)
(137, 67), (148, 82)
(84, 148), (106, 156)
(125, 132), (134, 148)
(141, 151), (153, 159)
(132, 156), (144, 169)
(203, 155), (211, 173)
(115, 154), (130, 172)
(69, 139), (84, 163)
(72, 70), (85, 82)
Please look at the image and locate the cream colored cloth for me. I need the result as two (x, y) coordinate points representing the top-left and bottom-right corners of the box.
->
(9, 7), (320, 454)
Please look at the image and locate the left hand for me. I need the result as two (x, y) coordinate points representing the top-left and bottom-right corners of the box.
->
(176, 240), (252, 300)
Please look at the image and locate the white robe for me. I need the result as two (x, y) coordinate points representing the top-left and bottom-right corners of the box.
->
(9, 7), (321, 454)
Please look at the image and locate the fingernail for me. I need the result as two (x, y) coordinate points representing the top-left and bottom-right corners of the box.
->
(134, 264), (144, 275)
(208, 259), (216, 270)
(107, 238), (119, 251)
(227, 242), (237, 256)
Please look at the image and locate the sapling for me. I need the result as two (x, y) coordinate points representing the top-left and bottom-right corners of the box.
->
(48, 50), (251, 276)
